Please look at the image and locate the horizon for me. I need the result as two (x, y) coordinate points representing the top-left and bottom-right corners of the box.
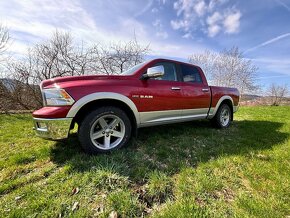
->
(0, 0), (289, 92)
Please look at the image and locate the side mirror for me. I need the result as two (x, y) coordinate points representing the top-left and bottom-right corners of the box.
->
(141, 65), (164, 79)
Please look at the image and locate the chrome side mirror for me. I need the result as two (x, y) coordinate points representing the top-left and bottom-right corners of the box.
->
(142, 66), (164, 79)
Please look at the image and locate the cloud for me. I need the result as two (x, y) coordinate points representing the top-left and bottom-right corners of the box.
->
(206, 12), (222, 37)
(245, 33), (290, 53)
(134, 0), (154, 17)
(194, 1), (207, 16)
(182, 32), (193, 39)
(207, 12), (222, 26)
(152, 19), (169, 39)
(223, 11), (241, 34)
(151, 8), (158, 13)
(171, 0), (242, 38)
(0, 0), (211, 61)
(275, 0), (290, 12)
(156, 31), (168, 39)
(208, 25), (221, 37)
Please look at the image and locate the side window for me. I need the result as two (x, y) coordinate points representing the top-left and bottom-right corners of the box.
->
(153, 62), (177, 81)
(181, 64), (203, 83)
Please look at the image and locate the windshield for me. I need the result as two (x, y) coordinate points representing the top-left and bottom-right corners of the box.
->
(120, 61), (148, 75)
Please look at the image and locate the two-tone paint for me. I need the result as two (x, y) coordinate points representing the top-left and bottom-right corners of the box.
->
(33, 58), (240, 136)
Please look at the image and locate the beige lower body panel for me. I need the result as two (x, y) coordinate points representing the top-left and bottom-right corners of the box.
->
(139, 108), (208, 127)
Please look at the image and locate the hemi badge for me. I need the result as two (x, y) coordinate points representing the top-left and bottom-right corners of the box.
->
(132, 95), (139, 98)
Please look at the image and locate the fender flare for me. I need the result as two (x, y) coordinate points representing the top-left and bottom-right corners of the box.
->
(66, 92), (140, 125)
(207, 95), (234, 119)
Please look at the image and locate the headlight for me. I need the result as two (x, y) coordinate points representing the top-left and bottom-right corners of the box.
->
(43, 88), (75, 106)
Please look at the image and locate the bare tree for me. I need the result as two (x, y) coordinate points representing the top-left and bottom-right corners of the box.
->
(267, 83), (289, 106)
(0, 24), (9, 56)
(89, 37), (150, 75)
(189, 47), (258, 96)
(2, 30), (150, 111)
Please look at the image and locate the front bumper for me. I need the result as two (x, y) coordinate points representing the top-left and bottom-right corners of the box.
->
(33, 117), (73, 140)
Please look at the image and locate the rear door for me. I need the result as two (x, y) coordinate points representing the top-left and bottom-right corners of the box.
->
(138, 61), (184, 125)
(179, 64), (211, 118)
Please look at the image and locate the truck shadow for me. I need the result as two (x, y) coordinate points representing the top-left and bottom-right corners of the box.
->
(50, 120), (289, 181)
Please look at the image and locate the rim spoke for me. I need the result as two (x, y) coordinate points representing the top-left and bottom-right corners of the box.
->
(98, 117), (107, 129)
(111, 130), (123, 138)
(92, 131), (103, 140)
(104, 135), (111, 148)
(109, 118), (120, 129)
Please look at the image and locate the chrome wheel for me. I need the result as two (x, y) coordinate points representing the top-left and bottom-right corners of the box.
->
(220, 107), (230, 127)
(90, 114), (125, 150)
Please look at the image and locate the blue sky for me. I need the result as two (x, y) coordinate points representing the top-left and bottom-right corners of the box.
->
(0, 0), (289, 91)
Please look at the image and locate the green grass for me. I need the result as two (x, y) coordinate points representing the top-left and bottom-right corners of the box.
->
(0, 106), (289, 217)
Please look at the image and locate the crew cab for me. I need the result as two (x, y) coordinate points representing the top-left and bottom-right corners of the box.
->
(32, 59), (240, 154)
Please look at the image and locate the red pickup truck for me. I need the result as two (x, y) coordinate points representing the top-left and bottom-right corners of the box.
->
(33, 59), (240, 154)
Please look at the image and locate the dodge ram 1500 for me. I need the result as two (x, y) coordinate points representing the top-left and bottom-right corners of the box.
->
(33, 59), (240, 154)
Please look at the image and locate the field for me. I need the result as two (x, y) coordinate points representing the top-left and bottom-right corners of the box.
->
(0, 106), (289, 217)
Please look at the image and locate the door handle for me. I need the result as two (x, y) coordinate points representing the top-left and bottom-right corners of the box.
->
(202, 88), (209, 92)
(171, 87), (181, 90)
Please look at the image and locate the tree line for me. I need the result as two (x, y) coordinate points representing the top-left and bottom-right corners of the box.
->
(0, 24), (288, 111)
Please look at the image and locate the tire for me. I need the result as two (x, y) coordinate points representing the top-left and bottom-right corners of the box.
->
(78, 106), (132, 154)
(211, 104), (232, 128)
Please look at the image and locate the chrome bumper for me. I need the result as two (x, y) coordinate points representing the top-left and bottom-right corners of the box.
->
(33, 117), (73, 140)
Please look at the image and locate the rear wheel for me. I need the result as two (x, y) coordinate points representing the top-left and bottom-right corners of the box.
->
(78, 106), (132, 154)
(212, 104), (232, 128)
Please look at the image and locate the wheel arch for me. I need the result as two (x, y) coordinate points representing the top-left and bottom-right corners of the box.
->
(67, 92), (139, 130)
(208, 96), (234, 120)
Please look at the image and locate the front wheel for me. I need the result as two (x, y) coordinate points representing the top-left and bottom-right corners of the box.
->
(78, 106), (132, 154)
(211, 104), (232, 128)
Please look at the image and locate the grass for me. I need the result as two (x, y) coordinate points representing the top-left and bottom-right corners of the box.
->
(0, 106), (289, 217)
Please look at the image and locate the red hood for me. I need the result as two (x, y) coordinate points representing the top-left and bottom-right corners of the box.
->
(41, 75), (130, 89)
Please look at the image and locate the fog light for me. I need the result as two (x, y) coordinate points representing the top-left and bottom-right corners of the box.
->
(37, 122), (47, 129)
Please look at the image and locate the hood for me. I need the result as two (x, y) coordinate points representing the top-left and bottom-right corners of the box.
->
(41, 75), (130, 89)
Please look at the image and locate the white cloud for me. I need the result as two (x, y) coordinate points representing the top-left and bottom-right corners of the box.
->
(182, 32), (193, 39)
(206, 12), (222, 25)
(156, 31), (168, 39)
(223, 11), (241, 34)
(153, 19), (161, 28)
(151, 8), (158, 13)
(171, 0), (242, 38)
(208, 24), (221, 37)
(194, 1), (207, 17)
(170, 20), (188, 30)
(0, 0), (209, 60)
(153, 19), (169, 39)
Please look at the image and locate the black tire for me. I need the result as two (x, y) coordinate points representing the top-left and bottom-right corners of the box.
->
(211, 104), (232, 128)
(78, 106), (132, 154)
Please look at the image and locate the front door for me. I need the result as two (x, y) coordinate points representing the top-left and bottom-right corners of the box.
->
(138, 61), (184, 125)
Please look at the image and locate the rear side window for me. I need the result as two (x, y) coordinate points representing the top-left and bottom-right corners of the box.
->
(181, 64), (202, 83)
(153, 62), (177, 81)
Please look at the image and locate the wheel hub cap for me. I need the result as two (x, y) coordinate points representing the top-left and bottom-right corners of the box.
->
(90, 114), (125, 150)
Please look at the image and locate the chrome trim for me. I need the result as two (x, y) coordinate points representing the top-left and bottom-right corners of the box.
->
(33, 117), (73, 140)
(182, 108), (209, 117)
(171, 87), (181, 90)
(139, 108), (208, 127)
(202, 88), (209, 92)
(39, 81), (46, 106)
(207, 96), (234, 119)
(146, 65), (165, 78)
(66, 92), (140, 125)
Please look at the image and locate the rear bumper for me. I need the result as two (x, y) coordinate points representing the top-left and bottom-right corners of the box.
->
(33, 117), (72, 140)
